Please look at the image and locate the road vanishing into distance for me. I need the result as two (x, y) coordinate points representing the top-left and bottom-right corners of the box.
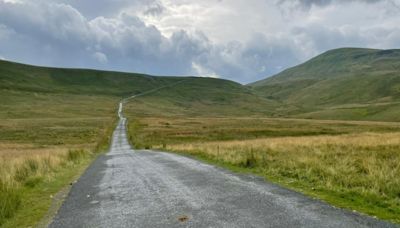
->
(50, 102), (396, 228)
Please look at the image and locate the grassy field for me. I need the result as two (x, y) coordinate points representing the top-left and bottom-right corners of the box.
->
(0, 89), (118, 227)
(293, 102), (400, 122)
(127, 116), (400, 223)
(0, 59), (277, 226)
(1, 147), (94, 227)
(3, 52), (400, 226)
(126, 116), (400, 148)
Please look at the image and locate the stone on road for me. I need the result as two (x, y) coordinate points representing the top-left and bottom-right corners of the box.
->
(50, 118), (396, 228)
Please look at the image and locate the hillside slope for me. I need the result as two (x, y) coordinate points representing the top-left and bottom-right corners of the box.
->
(249, 48), (400, 121)
(0, 59), (279, 225)
(0, 60), (276, 118)
(124, 77), (278, 117)
(0, 60), (185, 96)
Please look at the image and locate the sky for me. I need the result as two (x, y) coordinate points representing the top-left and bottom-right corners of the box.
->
(0, 0), (399, 83)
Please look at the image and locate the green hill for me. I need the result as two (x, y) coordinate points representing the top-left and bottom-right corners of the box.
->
(249, 48), (400, 121)
(124, 77), (278, 117)
(0, 59), (276, 119)
(4, 47), (400, 122)
(0, 60), (185, 96)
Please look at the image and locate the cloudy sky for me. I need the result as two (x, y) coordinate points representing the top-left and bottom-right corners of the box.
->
(0, 0), (399, 83)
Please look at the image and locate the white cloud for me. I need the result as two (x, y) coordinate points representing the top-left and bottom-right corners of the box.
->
(0, 0), (399, 83)
(191, 62), (219, 78)
(92, 52), (108, 64)
(2, 0), (23, 4)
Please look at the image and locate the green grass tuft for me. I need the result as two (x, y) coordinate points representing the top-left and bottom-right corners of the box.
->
(67, 149), (88, 163)
(0, 181), (21, 225)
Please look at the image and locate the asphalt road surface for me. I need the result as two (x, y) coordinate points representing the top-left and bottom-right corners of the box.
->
(50, 116), (397, 227)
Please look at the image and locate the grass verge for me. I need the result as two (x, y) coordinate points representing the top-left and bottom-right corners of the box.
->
(0, 150), (95, 227)
(0, 117), (116, 228)
(128, 117), (400, 224)
(0, 84), (118, 227)
(166, 133), (400, 224)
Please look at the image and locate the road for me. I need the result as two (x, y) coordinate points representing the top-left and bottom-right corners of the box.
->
(50, 108), (396, 227)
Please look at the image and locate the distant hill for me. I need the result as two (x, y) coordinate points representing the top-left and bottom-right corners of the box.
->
(249, 48), (400, 121)
(124, 77), (277, 117)
(3, 47), (400, 121)
(0, 60), (186, 96)
(0, 60), (276, 118)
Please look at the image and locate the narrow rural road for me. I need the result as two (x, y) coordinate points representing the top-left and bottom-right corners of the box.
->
(49, 104), (396, 228)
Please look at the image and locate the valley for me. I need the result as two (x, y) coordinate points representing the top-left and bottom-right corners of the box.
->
(1, 47), (400, 226)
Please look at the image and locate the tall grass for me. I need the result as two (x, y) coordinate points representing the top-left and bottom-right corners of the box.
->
(167, 132), (400, 222)
(0, 147), (90, 225)
(128, 117), (400, 148)
(0, 181), (20, 225)
(128, 116), (400, 222)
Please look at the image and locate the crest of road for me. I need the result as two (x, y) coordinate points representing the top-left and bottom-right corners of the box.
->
(50, 100), (396, 228)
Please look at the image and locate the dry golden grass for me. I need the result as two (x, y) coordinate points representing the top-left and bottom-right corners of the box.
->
(167, 132), (400, 222)
(129, 116), (400, 222)
(0, 143), (93, 225)
(0, 117), (115, 226)
(173, 132), (400, 148)
(0, 143), (93, 184)
(128, 116), (400, 149)
(168, 132), (400, 194)
(0, 91), (118, 226)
